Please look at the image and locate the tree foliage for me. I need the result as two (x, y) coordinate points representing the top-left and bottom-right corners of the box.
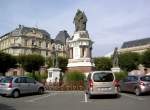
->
(118, 52), (141, 71)
(114, 71), (128, 80)
(17, 54), (45, 73)
(46, 57), (53, 68)
(94, 57), (112, 71)
(0, 52), (17, 75)
(58, 57), (68, 72)
(46, 56), (68, 72)
(141, 49), (150, 68)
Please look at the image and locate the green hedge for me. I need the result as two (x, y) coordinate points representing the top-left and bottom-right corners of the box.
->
(64, 71), (85, 83)
(114, 71), (128, 80)
(25, 72), (47, 82)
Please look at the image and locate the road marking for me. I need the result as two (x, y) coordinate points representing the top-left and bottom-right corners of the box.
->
(25, 91), (83, 103)
(80, 93), (91, 103)
(121, 93), (145, 101)
(25, 93), (58, 102)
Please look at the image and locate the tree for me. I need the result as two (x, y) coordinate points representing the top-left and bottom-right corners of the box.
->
(58, 57), (68, 72)
(46, 57), (53, 68)
(118, 52), (141, 71)
(17, 54), (45, 73)
(141, 49), (150, 68)
(94, 57), (112, 71)
(46, 56), (68, 72)
(0, 52), (17, 75)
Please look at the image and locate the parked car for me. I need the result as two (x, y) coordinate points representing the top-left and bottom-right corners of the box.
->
(0, 76), (4, 81)
(86, 71), (119, 99)
(118, 75), (150, 96)
(0, 76), (45, 98)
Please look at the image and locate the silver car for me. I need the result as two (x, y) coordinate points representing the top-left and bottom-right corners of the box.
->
(86, 71), (119, 99)
(0, 76), (45, 98)
(0, 76), (4, 81)
(118, 75), (150, 96)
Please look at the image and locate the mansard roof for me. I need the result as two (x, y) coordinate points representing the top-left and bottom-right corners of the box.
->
(121, 37), (150, 48)
(55, 30), (70, 44)
(0, 25), (51, 39)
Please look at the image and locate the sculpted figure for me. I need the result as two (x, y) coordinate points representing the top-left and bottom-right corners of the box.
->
(112, 47), (119, 67)
(73, 9), (87, 32)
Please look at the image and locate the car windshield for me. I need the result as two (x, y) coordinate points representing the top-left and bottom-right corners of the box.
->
(93, 72), (114, 82)
(140, 76), (150, 82)
(0, 77), (13, 83)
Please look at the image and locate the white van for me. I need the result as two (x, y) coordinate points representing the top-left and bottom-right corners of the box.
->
(86, 71), (119, 98)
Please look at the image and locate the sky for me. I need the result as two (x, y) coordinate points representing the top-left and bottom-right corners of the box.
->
(0, 0), (150, 57)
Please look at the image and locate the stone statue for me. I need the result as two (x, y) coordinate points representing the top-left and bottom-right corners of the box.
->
(73, 9), (87, 32)
(52, 45), (58, 68)
(112, 47), (119, 67)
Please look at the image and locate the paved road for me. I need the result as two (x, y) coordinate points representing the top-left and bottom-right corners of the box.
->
(0, 91), (150, 110)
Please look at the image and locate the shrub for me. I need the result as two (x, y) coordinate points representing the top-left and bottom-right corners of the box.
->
(114, 71), (128, 80)
(118, 52), (141, 71)
(64, 71), (85, 83)
(94, 57), (112, 71)
(25, 72), (47, 82)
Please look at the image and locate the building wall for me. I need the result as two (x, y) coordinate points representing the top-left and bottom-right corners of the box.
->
(119, 44), (150, 54)
(0, 27), (67, 58)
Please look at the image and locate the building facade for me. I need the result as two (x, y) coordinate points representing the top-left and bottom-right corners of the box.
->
(119, 37), (150, 54)
(0, 25), (68, 58)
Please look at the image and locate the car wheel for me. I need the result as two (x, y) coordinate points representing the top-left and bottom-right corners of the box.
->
(38, 88), (44, 94)
(135, 88), (141, 96)
(12, 90), (20, 98)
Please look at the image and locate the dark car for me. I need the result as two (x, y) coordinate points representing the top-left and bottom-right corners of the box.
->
(118, 75), (150, 96)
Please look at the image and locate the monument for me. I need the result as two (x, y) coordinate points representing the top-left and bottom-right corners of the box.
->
(46, 45), (61, 83)
(111, 47), (121, 72)
(67, 9), (95, 73)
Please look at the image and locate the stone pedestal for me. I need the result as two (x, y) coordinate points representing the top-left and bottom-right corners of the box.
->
(46, 68), (61, 83)
(67, 31), (95, 73)
(111, 67), (121, 73)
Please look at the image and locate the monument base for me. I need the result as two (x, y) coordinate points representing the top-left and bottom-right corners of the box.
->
(111, 67), (121, 73)
(67, 66), (95, 73)
(46, 68), (61, 83)
(67, 58), (95, 73)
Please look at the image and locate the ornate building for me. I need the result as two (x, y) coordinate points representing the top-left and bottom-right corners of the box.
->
(0, 25), (69, 58)
(119, 37), (150, 54)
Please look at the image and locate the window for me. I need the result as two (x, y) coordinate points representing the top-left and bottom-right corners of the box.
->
(19, 77), (27, 83)
(14, 78), (19, 83)
(93, 72), (114, 82)
(32, 40), (36, 46)
(125, 76), (138, 82)
(39, 41), (41, 47)
(26, 77), (35, 83)
(49, 72), (52, 77)
(46, 51), (48, 56)
(46, 42), (48, 48)
(0, 77), (13, 83)
(140, 76), (150, 82)
(24, 39), (28, 46)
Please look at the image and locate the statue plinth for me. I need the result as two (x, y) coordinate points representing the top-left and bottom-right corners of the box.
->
(46, 68), (61, 83)
(67, 30), (95, 73)
(111, 67), (121, 73)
